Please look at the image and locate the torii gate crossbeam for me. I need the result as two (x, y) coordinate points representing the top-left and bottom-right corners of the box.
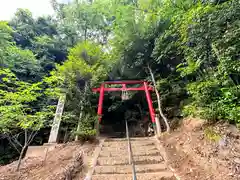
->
(92, 80), (156, 125)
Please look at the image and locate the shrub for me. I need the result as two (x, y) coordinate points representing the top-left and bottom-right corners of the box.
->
(73, 114), (98, 142)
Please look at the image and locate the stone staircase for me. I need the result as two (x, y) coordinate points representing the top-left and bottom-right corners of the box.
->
(91, 137), (176, 180)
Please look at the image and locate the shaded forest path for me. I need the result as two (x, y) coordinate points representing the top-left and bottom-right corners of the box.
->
(86, 137), (176, 180)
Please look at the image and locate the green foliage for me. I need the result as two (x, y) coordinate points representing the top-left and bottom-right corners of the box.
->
(9, 9), (68, 78)
(54, 40), (114, 126)
(73, 114), (97, 141)
(57, 41), (110, 85)
(175, 0), (240, 124)
(0, 0), (239, 164)
(0, 69), (53, 133)
(43, 70), (65, 98)
(5, 46), (41, 78)
(204, 127), (221, 142)
(74, 129), (97, 141)
(0, 6), (67, 165)
(0, 68), (55, 165)
(0, 21), (42, 81)
(0, 21), (13, 47)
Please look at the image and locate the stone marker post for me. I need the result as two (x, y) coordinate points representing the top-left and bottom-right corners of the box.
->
(48, 93), (66, 143)
(155, 115), (162, 136)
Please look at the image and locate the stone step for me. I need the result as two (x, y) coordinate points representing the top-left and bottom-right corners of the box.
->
(100, 146), (158, 155)
(100, 132), (124, 138)
(99, 148), (161, 157)
(94, 164), (168, 174)
(103, 141), (156, 148)
(105, 137), (155, 142)
(91, 172), (175, 180)
(97, 155), (163, 166)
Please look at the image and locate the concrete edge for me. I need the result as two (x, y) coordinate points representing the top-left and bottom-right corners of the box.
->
(154, 136), (182, 180)
(84, 138), (105, 180)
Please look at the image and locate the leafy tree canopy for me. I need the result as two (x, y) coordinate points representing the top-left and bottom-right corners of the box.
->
(0, 0), (239, 165)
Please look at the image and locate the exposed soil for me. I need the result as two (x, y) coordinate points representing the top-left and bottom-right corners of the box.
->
(159, 118), (240, 180)
(0, 142), (96, 180)
(0, 119), (239, 180)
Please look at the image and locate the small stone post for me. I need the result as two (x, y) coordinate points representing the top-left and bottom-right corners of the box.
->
(48, 93), (66, 143)
(155, 115), (162, 137)
(95, 119), (100, 137)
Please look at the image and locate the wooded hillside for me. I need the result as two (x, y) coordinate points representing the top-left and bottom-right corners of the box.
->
(0, 0), (239, 165)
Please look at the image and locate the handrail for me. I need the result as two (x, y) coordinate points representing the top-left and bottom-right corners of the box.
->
(125, 120), (137, 180)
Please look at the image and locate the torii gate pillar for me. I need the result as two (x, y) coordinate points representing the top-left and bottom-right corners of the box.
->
(97, 84), (105, 122)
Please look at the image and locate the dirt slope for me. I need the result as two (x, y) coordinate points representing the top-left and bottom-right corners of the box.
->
(0, 142), (95, 180)
(159, 118), (240, 180)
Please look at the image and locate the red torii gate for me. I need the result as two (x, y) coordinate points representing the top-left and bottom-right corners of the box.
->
(92, 80), (156, 125)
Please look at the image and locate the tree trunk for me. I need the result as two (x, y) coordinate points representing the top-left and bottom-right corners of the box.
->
(16, 145), (27, 171)
(147, 64), (170, 133)
(155, 89), (170, 132)
(16, 129), (39, 171)
(155, 115), (162, 135)
(7, 136), (20, 153)
(75, 82), (88, 141)
(16, 129), (28, 171)
(75, 105), (84, 141)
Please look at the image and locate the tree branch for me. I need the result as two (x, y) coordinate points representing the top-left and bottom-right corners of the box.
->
(7, 136), (21, 153)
